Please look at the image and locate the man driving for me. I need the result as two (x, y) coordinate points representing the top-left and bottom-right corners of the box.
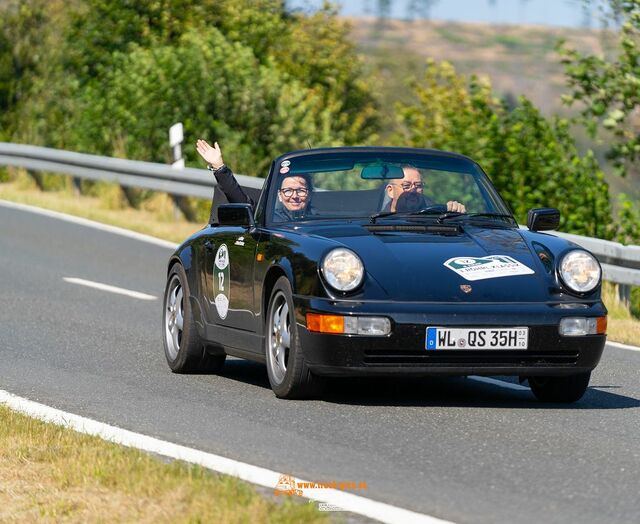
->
(384, 166), (466, 213)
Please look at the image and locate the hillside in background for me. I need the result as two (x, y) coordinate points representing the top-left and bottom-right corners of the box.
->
(348, 17), (639, 205)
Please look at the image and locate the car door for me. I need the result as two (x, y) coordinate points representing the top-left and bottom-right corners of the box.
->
(203, 226), (258, 333)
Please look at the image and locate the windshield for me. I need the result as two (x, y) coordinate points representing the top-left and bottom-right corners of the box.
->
(267, 151), (511, 224)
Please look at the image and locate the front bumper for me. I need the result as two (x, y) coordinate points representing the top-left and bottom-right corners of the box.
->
(294, 297), (607, 377)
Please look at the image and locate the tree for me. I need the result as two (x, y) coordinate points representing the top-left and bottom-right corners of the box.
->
(397, 60), (613, 238)
(557, 0), (640, 177)
(0, 0), (72, 138)
(71, 29), (332, 176)
(62, 0), (378, 145)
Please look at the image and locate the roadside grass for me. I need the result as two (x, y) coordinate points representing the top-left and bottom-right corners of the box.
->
(1, 172), (639, 347)
(0, 171), (201, 244)
(0, 173), (332, 522)
(601, 281), (640, 346)
(0, 404), (329, 523)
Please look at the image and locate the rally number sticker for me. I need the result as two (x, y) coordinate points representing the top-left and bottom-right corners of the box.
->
(214, 244), (230, 319)
(444, 255), (534, 281)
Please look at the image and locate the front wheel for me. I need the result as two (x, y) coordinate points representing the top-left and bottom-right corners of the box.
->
(528, 372), (591, 403)
(163, 263), (225, 374)
(265, 276), (324, 399)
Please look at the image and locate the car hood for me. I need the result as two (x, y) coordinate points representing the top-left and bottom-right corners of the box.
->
(306, 224), (549, 302)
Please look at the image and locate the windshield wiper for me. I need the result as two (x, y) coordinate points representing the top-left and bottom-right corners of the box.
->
(438, 212), (517, 224)
(369, 210), (396, 223)
(370, 205), (448, 223)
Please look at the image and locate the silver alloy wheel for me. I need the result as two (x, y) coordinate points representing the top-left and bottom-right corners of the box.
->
(268, 291), (291, 384)
(165, 274), (184, 361)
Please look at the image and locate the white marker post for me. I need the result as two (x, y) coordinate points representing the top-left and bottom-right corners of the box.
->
(169, 122), (185, 169)
(168, 122), (187, 219)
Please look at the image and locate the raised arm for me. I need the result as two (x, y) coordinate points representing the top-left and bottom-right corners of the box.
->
(196, 139), (254, 206)
(196, 139), (224, 170)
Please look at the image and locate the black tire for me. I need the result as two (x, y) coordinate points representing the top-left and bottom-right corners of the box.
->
(528, 372), (591, 403)
(265, 276), (324, 399)
(163, 263), (225, 374)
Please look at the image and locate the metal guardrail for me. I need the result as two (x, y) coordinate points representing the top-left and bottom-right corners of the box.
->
(551, 232), (640, 286)
(1, 142), (638, 294)
(0, 143), (262, 199)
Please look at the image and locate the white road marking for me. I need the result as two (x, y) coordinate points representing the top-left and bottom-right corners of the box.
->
(5, 199), (638, 517)
(0, 389), (453, 524)
(0, 200), (178, 249)
(607, 341), (640, 353)
(63, 277), (156, 301)
(469, 376), (530, 391)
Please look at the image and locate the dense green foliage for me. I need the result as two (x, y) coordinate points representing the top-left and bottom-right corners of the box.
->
(558, 0), (640, 179)
(556, 0), (640, 243)
(2, 0), (378, 175)
(396, 61), (612, 237)
(73, 28), (333, 173)
(0, 0), (636, 245)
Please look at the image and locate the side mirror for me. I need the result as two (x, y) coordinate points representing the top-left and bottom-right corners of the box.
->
(218, 203), (255, 228)
(527, 208), (560, 231)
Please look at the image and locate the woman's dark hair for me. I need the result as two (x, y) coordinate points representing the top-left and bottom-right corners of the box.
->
(280, 172), (314, 191)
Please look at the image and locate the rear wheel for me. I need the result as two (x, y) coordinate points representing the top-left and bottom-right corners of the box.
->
(265, 276), (324, 399)
(163, 264), (225, 373)
(528, 372), (591, 403)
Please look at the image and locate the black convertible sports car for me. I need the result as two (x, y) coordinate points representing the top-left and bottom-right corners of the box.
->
(163, 147), (607, 401)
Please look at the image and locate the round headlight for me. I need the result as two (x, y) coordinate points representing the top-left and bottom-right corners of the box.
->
(321, 248), (364, 292)
(559, 250), (601, 293)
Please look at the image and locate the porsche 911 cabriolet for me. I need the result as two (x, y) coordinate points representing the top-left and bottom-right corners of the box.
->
(163, 147), (606, 402)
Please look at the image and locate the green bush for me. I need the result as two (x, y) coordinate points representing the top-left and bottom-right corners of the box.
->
(558, 0), (640, 178)
(397, 60), (613, 238)
(631, 286), (640, 319)
(69, 28), (333, 176)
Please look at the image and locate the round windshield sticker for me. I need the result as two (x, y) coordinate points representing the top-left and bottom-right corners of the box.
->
(281, 160), (291, 167)
(214, 244), (230, 319)
(215, 294), (229, 319)
(280, 166), (290, 174)
(215, 244), (229, 270)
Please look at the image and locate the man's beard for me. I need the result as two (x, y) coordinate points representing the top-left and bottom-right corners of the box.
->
(395, 192), (424, 212)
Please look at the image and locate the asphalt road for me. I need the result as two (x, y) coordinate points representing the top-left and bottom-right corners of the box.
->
(1, 202), (639, 524)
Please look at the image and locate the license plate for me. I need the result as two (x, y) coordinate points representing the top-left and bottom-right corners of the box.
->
(425, 327), (528, 350)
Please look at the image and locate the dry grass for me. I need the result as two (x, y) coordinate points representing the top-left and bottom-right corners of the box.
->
(0, 405), (328, 523)
(0, 171), (201, 244)
(349, 17), (608, 116)
(602, 281), (640, 346)
(348, 17), (640, 202)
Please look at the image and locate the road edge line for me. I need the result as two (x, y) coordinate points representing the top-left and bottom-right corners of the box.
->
(607, 340), (640, 352)
(0, 389), (453, 524)
(0, 199), (178, 250)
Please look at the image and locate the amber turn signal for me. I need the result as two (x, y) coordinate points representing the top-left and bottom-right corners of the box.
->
(306, 313), (344, 334)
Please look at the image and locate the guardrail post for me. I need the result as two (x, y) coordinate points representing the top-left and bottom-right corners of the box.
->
(27, 170), (44, 190)
(71, 176), (82, 197)
(617, 283), (631, 308)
